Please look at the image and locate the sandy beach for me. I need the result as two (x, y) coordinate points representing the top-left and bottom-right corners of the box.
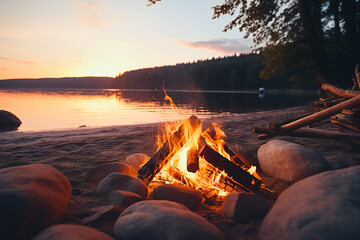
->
(1, 106), (359, 239)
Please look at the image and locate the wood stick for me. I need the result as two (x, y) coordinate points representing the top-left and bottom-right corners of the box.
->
(187, 149), (199, 173)
(330, 114), (360, 133)
(199, 144), (262, 192)
(341, 108), (360, 118)
(258, 95), (360, 139)
(255, 127), (360, 140)
(322, 83), (360, 98)
(223, 144), (249, 168)
(138, 115), (201, 184)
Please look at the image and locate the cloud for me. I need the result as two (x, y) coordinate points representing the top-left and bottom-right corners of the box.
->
(78, 0), (107, 29)
(179, 39), (251, 54)
(0, 57), (36, 65)
(85, 14), (104, 28)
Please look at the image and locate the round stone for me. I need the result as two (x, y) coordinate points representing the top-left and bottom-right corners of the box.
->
(114, 200), (225, 240)
(257, 139), (331, 181)
(259, 166), (360, 240)
(0, 164), (72, 240)
(96, 172), (148, 199)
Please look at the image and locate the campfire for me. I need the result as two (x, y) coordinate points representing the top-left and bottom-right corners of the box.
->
(137, 90), (267, 201)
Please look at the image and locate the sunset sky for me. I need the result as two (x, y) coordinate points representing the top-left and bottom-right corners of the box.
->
(0, 0), (251, 80)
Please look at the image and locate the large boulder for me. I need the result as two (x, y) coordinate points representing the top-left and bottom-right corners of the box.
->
(153, 184), (202, 211)
(33, 224), (115, 240)
(0, 164), (72, 240)
(257, 139), (331, 181)
(84, 162), (137, 184)
(259, 166), (360, 240)
(0, 110), (22, 131)
(96, 172), (148, 199)
(124, 153), (150, 171)
(114, 200), (225, 240)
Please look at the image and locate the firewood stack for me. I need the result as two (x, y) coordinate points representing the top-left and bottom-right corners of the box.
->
(254, 65), (360, 141)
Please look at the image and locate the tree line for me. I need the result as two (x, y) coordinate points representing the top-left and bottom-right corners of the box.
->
(115, 54), (294, 90)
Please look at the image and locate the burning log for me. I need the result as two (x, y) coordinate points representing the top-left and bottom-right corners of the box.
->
(187, 149), (199, 173)
(223, 144), (251, 169)
(138, 115), (201, 184)
(169, 165), (250, 201)
(199, 144), (261, 193)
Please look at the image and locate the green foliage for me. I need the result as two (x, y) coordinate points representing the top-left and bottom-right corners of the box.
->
(149, 0), (360, 88)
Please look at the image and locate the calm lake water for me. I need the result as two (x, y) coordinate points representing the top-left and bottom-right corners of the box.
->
(0, 89), (318, 131)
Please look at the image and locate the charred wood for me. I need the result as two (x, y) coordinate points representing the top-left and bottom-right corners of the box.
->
(187, 149), (199, 173)
(199, 144), (261, 193)
(223, 144), (249, 169)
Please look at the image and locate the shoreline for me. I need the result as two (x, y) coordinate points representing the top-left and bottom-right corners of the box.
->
(1, 105), (357, 169)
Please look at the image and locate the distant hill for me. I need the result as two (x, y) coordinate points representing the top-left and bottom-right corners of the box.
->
(0, 77), (116, 89)
(0, 54), (293, 90)
(114, 54), (292, 90)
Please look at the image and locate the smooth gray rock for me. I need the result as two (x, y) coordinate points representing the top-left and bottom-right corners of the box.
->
(257, 139), (331, 181)
(153, 184), (202, 211)
(223, 193), (268, 223)
(33, 224), (115, 240)
(124, 153), (150, 171)
(0, 110), (22, 131)
(84, 162), (137, 184)
(0, 164), (72, 240)
(259, 166), (360, 240)
(96, 172), (148, 199)
(114, 200), (225, 240)
(110, 190), (143, 208)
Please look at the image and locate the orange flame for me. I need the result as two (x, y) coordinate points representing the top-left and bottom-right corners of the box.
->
(153, 88), (260, 197)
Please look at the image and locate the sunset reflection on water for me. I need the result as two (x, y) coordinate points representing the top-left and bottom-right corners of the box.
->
(0, 89), (317, 132)
(0, 90), (208, 131)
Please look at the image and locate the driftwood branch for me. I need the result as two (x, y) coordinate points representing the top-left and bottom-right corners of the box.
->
(254, 127), (360, 140)
(322, 83), (360, 98)
(254, 95), (360, 139)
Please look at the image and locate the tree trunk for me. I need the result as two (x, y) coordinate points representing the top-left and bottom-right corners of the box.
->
(298, 0), (331, 84)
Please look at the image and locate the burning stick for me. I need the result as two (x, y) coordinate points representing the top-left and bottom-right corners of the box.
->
(199, 144), (262, 192)
(187, 149), (199, 173)
(138, 115), (201, 184)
